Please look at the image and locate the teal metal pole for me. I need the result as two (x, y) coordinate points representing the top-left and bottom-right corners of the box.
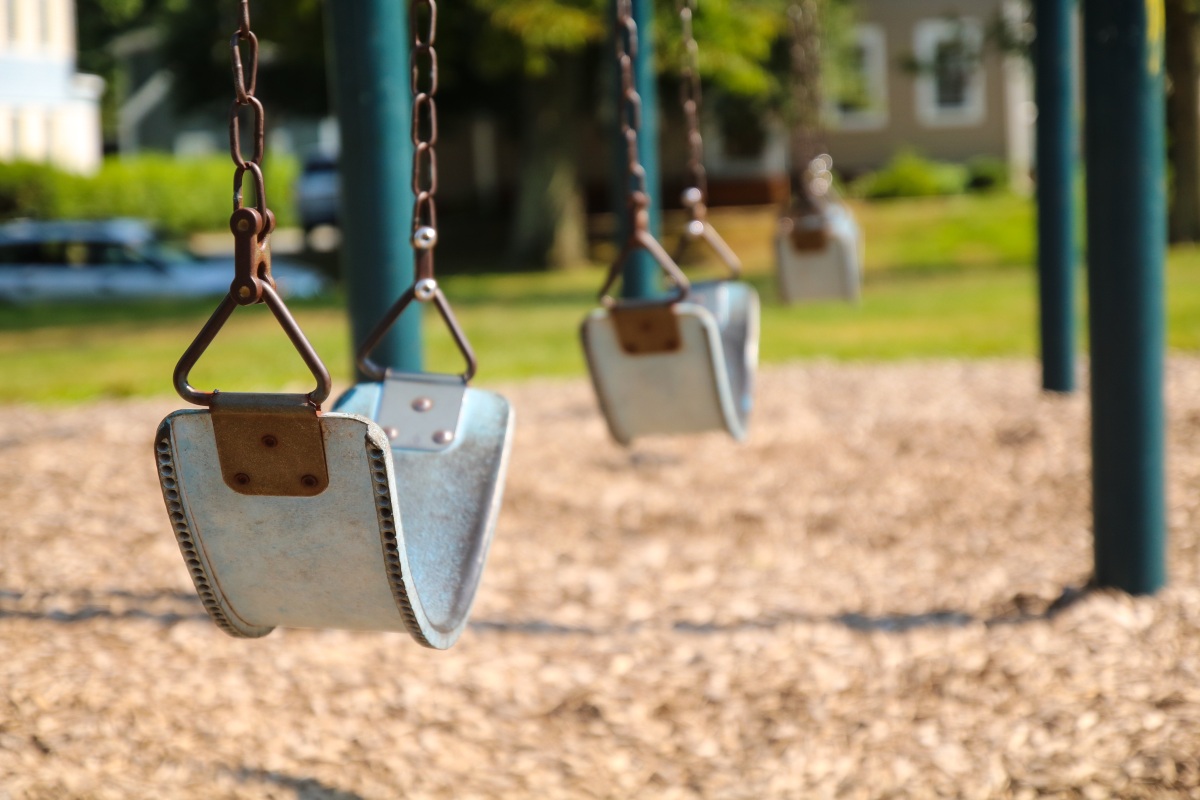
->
(1083, 0), (1167, 594)
(1034, 0), (1078, 393)
(325, 0), (421, 378)
(612, 0), (662, 299)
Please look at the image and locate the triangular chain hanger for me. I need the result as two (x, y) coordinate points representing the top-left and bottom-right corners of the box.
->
(173, 12), (331, 410)
(672, 0), (741, 281)
(597, 204), (691, 308)
(358, 0), (477, 385)
(356, 260), (479, 383)
(601, 0), (691, 309)
(173, 282), (332, 408)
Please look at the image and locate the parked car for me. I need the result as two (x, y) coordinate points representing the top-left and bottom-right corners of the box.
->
(0, 219), (328, 303)
(295, 152), (340, 233)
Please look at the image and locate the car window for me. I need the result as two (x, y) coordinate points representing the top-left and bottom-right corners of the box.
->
(0, 241), (82, 267)
(89, 242), (153, 266)
(0, 243), (44, 265)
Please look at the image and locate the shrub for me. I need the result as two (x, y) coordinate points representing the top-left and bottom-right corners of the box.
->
(851, 150), (969, 199)
(0, 153), (299, 234)
(965, 157), (1009, 192)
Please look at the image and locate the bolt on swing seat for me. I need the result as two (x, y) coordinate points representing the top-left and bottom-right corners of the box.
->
(776, 155), (863, 304)
(581, 211), (760, 446)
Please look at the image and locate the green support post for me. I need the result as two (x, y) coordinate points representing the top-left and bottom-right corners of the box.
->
(1034, 0), (1078, 393)
(325, 0), (421, 378)
(612, 0), (663, 299)
(1083, 0), (1167, 594)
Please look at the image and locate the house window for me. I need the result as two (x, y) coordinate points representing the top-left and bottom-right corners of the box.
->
(828, 24), (888, 131)
(913, 18), (985, 127)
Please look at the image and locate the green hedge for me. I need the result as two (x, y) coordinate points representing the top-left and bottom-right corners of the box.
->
(0, 154), (299, 234)
(850, 150), (1013, 200)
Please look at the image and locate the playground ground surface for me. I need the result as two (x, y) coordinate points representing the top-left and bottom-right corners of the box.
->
(2, 358), (1199, 798)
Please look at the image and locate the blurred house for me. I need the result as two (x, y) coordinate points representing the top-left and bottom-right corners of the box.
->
(698, 0), (1033, 203)
(0, 0), (104, 173)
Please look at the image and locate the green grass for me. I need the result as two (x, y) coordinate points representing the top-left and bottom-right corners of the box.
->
(2, 193), (1197, 405)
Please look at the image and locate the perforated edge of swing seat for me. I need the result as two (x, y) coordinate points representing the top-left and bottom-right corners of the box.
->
(156, 419), (274, 640)
(580, 283), (759, 445)
(776, 204), (862, 304)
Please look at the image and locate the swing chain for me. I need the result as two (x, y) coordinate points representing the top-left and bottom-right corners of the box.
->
(357, 0), (478, 383)
(228, 0), (275, 306)
(173, 0), (331, 408)
(615, 0), (650, 230)
(678, 0), (707, 225)
(411, 0), (439, 287)
(787, 0), (827, 213)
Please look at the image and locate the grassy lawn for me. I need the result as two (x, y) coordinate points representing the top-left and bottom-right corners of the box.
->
(3, 193), (1198, 405)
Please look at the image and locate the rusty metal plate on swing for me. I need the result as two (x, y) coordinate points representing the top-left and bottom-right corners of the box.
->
(610, 304), (682, 355)
(785, 214), (830, 252)
(210, 392), (329, 497)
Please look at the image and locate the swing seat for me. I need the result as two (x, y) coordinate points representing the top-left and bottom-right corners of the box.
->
(581, 279), (759, 445)
(156, 377), (512, 649)
(776, 202), (862, 304)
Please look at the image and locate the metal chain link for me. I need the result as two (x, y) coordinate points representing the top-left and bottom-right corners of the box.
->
(616, 0), (650, 229)
(677, 0), (708, 223)
(411, 0), (440, 282)
(172, 0), (332, 408)
(229, 0), (268, 216)
(357, 0), (478, 382)
(788, 0), (830, 212)
(227, 0), (275, 306)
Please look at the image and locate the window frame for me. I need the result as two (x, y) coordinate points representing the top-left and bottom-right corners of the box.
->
(828, 23), (889, 132)
(912, 17), (987, 128)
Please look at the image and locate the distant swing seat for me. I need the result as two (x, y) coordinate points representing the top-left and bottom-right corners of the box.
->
(157, 277), (511, 650)
(581, 221), (760, 445)
(776, 201), (862, 304)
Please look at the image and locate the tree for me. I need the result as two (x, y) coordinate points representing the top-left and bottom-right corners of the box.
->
(1166, 0), (1200, 242)
(472, 0), (801, 268)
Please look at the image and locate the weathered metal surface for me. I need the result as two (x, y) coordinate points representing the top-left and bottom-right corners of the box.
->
(334, 384), (514, 648)
(776, 203), (861, 304)
(209, 392), (329, 496)
(157, 401), (509, 648)
(610, 303), (682, 354)
(581, 280), (759, 444)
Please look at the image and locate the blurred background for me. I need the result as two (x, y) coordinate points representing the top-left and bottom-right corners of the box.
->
(0, 0), (1197, 401)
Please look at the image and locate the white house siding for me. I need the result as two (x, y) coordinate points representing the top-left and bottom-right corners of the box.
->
(0, 0), (103, 173)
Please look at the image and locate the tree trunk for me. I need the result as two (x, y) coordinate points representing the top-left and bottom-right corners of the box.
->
(509, 58), (588, 269)
(1166, 0), (1200, 242)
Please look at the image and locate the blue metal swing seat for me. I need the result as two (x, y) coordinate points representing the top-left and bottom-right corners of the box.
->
(157, 267), (510, 650)
(775, 156), (863, 304)
(581, 216), (759, 445)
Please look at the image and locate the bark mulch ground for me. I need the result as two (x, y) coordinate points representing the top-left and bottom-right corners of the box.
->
(2, 359), (1199, 799)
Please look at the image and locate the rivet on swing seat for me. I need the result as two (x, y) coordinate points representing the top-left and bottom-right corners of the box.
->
(776, 203), (863, 305)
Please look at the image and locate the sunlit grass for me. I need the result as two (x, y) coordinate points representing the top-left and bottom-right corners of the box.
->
(2, 194), (1196, 405)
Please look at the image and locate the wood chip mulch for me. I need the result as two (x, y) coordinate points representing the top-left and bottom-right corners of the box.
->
(2, 359), (1199, 799)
